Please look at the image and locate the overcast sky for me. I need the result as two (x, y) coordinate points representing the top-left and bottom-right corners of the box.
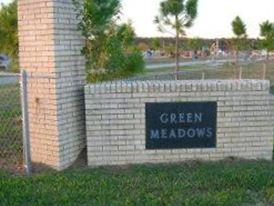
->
(1, 0), (274, 38)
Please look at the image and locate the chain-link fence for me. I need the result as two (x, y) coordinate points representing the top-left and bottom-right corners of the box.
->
(0, 73), (24, 173)
(0, 60), (273, 175)
(133, 59), (274, 84)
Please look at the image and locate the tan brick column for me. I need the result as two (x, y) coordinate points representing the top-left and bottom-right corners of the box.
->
(18, 0), (86, 170)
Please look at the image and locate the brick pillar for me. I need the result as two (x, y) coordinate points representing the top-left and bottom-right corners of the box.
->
(18, 0), (86, 170)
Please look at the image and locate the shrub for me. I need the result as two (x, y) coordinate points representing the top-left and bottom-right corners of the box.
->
(73, 0), (144, 83)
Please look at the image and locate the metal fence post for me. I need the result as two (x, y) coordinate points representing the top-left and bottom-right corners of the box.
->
(262, 63), (266, 80)
(21, 70), (32, 175)
(201, 72), (205, 80)
(239, 67), (243, 80)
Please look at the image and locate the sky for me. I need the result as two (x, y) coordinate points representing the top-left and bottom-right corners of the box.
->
(1, 0), (274, 38)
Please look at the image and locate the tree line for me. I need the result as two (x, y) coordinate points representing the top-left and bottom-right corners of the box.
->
(136, 37), (263, 51)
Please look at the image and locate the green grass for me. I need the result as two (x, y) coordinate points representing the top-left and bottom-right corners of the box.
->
(1, 160), (274, 206)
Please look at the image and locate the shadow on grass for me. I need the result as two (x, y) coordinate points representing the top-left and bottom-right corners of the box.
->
(27, 148), (88, 175)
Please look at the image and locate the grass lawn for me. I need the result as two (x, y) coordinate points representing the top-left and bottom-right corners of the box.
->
(1, 160), (274, 206)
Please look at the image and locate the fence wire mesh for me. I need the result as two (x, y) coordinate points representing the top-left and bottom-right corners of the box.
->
(131, 59), (273, 81)
(0, 73), (23, 173)
(0, 59), (273, 175)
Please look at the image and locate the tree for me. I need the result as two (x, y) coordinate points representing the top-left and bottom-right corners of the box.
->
(231, 16), (247, 71)
(165, 44), (176, 56)
(138, 42), (149, 51)
(260, 21), (274, 60)
(119, 22), (136, 47)
(259, 21), (274, 79)
(151, 38), (161, 50)
(154, 0), (198, 76)
(73, 0), (144, 82)
(0, 0), (18, 71)
(73, 0), (121, 72)
(187, 37), (203, 51)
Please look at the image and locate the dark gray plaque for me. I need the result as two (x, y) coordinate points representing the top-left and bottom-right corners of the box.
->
(145, 102), (217, 149)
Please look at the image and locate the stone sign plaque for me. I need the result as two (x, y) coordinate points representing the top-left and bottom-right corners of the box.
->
(145, 102), (217, 149)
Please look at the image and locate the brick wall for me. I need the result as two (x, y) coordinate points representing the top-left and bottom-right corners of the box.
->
(18, 0), (85, 170)
(85, 80), (274, 166)
(18, 0), (274, 169)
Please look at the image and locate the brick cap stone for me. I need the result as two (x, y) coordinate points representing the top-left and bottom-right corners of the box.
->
(85, 79), (271, 94)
